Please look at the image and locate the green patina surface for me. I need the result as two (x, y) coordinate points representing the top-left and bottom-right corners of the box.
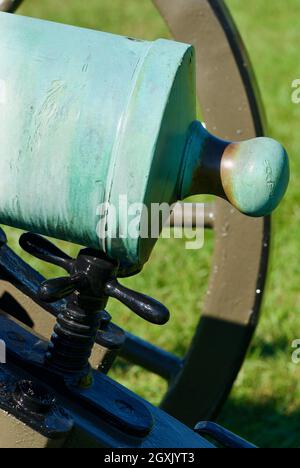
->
(222, 137), (290, 217)
(107, 42), (195, 269)
(0, 12), (194, 271)
(0, 11), (289, 274)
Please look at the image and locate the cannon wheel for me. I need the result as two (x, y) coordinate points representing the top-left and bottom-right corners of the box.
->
(1, 0), (270, 428)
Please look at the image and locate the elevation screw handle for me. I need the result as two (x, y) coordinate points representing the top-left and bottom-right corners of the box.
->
(20, 232), (74, 272)
(105, 279), (170, 325)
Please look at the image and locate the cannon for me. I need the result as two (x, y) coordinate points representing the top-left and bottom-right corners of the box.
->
(0, 10), (289, 272)
(0, 0), (290, 448)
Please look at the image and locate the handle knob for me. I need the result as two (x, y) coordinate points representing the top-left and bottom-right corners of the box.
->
(20, 232), (74, 273)
(20, 233), (170, 326)
(179, 121), (289, 217)
(105, 279), (170, 325)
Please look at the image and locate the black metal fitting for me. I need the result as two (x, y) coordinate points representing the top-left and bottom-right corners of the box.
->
(45, 301), (102, 378)
(19, 233), (169, 384)
(14, 380), (55, 414)
(0, 367), (73, 439)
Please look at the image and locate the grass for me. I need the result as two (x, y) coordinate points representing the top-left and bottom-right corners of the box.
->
(3, 0), (299, 447)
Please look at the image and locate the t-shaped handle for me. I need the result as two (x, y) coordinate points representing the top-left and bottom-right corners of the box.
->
(179, 121), (289, 217)
(19, 232), (169, 326)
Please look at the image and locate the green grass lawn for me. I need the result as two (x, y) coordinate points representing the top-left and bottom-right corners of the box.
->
(4, 0), (300, 447)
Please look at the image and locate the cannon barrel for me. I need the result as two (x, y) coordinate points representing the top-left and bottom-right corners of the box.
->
(0, 12), (289, 273)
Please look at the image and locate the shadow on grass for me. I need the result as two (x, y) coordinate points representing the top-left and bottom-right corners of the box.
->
(249, 336), (291, 359)
(218, 397), (300, 448)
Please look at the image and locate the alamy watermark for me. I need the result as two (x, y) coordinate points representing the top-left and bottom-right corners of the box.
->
(96, 196), (205, 250)
(292, 339), (300, 364)
(0, 339), (6, 364)
(291, 79), (300, 104)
